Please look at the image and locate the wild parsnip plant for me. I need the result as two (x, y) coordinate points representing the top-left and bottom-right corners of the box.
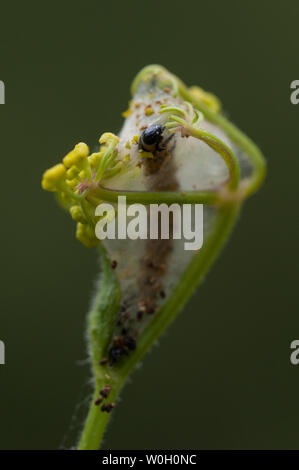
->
(42, 65), (265, 449)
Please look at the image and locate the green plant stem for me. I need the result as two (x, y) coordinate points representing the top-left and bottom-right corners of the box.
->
(78, 387), (118, 450)
(78, 203), (240, 450)
(93, 186), (220, 205)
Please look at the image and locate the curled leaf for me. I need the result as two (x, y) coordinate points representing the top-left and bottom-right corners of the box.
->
(41, 65), (266, 449)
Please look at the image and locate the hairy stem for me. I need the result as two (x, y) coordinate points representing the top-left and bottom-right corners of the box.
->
(78, 244), (121, 450)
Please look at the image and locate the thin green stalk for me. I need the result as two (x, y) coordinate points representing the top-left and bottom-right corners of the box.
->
(188, 128), (240, 190)
(94, 186), (220, 205)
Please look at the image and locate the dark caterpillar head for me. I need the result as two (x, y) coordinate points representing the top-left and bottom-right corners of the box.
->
(139, 124), (164, 152)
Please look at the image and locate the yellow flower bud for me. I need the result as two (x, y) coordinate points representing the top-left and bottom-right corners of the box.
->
(76, 222), (98, 248)
(99, 132), (119, 145)
(66, 166), (80, 180)
(122, 108), (132, 118)
(70, 205), (86, 224)
(88, 152), (102, 169)
(63, 142), (89, 168)
(67, 178), (78, 189)
(41, 164), (66, 191)
(79, 170), (87, 179)
(188, 86), (221, 113)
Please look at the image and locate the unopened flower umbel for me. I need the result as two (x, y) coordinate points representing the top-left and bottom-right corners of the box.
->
(41, 65), (266, 449)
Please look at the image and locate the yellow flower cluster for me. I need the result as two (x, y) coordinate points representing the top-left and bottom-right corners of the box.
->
(41, 133), (120, 248)
(188, 86), (222, 113)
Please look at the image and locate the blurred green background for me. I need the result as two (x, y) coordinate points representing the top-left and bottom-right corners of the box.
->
(0, 0), (298, 449)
